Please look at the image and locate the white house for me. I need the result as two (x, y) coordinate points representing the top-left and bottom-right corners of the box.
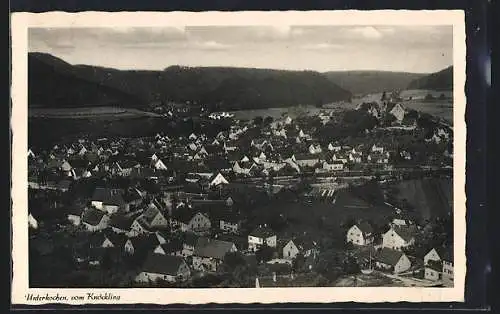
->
(389, 103), (406, 122)
(282, 238), (318, 260)
(135, 254), (191, 283)
(375, 248), (411, 274)
(382, 225), (416, 250)
(192, 237), (237, 272)
(322, 161), (344, 171)
(248, 225), (277, 252)
(209, 173), (229, 187)
(91, 187), (127, 214)
(346, 222), (374, 246)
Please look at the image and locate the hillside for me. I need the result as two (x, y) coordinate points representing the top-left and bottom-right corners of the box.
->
(28, 53), (145, 108)
(28, 53), (352, 110)
(323, 71), (426, 96)
(406, 66), (453, 90)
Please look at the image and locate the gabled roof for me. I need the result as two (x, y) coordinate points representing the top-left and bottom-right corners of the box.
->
(250, 226), (275, 238)
(140, 253), (186, 275)
(426, 259), (443, 272)
(375, 248), (405, 266)
(194, 237), (235, 260)
(355, 221), (374, 236)
(391, 225), (417, 242)
(157, 239), (183, 254)
(109, 212), (140, 230)
(81, 208), (106, 226)
(91, 187), (126, 206)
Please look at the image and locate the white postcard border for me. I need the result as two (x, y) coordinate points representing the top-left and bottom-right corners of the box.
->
(11, 10), (466, 305)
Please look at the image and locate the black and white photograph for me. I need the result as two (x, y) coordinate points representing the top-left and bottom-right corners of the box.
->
(12, 11), (466, 304)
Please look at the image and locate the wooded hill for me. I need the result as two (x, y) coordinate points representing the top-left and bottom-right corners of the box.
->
(406, 66), (453, 91)
(323, 70), (426, 96)
(28, 53), (352, 110)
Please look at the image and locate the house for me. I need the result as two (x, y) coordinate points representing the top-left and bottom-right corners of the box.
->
(322, 161), (344, 171)
(209, 173), (229, 187)
(128, 217), (153, 237)
(371, 144), (384, 153)
(442, 249), (454, 283)
(219, 212), (242, 234)
(424, 246), (453, 283)
(328, 143), (341, 152)
(346, 222), (375, 246)
(138, 205), (170, 230)
(248, 225), (277, 252)
(282, 237), (318, 260)
(375, 248), (411, 274)
(294, 154), (319, 168)
(382, 225), (417, 250)
(424, 260), (442, 281)
(170, 209), (211, 235)
(28, 212), (38, 229)
(124, 234), (157, 255)
(192, 237), (237, 272)
(179, 232), (199, 257)
(91, 187), (128, 214)
(135, 254), (190, 283)
(81, 208), (110, 232)
(67, 204), (85, 226)
(153, 238), (184, 256)
(109, 212), (139, 234)
(153, 159), (168, 171)
(388, 103), (406, 122)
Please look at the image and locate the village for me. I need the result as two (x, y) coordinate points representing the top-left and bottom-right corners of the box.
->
(28, 96), (454, 288)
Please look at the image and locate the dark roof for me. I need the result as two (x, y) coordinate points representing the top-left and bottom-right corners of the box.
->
(172, 208), (204, 224)
(109, 212), (139, 230)
(81, 208), (106, 226)
(375, 248), (405, 266)
(356, 221), (374, 235)
(91, 187), (126, 206)
(194, 237), (235, 260)
(67, 204), (85, 216)
(426, 259), (443, 272)
(392, 225), (417, 242)
(250, 226), (275, 238)
(158, 239), (183, 254)
(141, 253), (186, 275)
(181, 232), (199, 247)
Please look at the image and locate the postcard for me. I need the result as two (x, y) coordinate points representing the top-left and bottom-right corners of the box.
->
(11, 10), (466, 305)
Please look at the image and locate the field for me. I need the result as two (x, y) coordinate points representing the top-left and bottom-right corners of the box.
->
(386, 178), (453, 220)
(358, 89), (453, 123)
(29, 107), (161, 119)
(229, 103), (351, 121)
(229, 89), (453, 123)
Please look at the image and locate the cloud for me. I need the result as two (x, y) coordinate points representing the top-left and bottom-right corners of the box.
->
(349, 26), (383, 39)
(191, 40), (232, 50)
(301, 43), (343, 50)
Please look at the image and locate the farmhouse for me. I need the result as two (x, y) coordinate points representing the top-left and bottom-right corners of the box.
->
(382, 225), (416, 250)
(192, 237), (237, 272)
(424, 260), (443, 281)
(346, 221), (375, 246)
(375, 248), (411, 274)
(282, 237), (318, 260)
(91, 187), (128, 214)
(81, 208), (110, 232)
(135, 254), (190, 283)
(170, 209), (211, 235)
(248, 225), (277, 252)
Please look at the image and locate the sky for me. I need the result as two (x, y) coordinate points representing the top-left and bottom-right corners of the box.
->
(29, 25), (453, 73)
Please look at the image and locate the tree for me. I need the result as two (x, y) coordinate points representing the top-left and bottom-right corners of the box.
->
(264, 116), (274, 125)
(255, 245), (274, 263)
(253, 116), (263, 126)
